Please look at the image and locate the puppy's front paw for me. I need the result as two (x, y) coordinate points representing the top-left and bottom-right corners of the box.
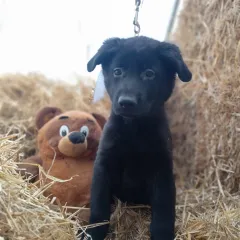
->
(77, 231), (91, 240)
(77, 228), (105, 240)
(77, 222), (109, 240)
(76, 228), (91, 240)
(81, 235), (92, 240)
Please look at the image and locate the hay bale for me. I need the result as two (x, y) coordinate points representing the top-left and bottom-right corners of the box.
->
(168, 0), (240, 190)
(166, 0), (240, 238)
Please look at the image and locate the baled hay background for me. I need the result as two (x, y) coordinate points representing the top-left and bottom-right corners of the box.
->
(166, 0), (240, 238)
(0, 0), (240, 239)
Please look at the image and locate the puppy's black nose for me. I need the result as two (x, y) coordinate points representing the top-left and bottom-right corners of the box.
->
(118, 96), (137, 108)
(69, 132), (85, 144)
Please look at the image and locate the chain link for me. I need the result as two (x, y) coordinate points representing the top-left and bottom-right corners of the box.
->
(133, 0), (141, 36)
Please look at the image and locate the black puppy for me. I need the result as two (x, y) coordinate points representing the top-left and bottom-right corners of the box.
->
(79, 36), (192, 240)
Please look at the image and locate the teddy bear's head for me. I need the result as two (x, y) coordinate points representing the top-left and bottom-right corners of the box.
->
(35, 106), (106, 159)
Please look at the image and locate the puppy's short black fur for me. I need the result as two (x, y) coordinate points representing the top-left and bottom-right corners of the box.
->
(79, 36), (192, 240)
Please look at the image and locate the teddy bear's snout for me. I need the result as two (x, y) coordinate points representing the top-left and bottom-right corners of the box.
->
(69, 132), (85, 144)
(58, 131), (88, 157)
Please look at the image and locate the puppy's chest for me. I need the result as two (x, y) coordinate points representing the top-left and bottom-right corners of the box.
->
(114, 152), (154, 204)
(121, 132), (162, 164)
(110, 128), (167, 203)
(119, 139), (161, 180)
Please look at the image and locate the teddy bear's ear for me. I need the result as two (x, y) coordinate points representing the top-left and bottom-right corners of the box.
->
(92, 113), (107, 129)
(35, 106), (62, 130)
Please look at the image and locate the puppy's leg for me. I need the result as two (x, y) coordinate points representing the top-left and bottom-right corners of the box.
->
(78, 118), (120, 240)
(150, 171), (176, 240)
(78, 161), (112, 240)
(89, 164), (112, 239)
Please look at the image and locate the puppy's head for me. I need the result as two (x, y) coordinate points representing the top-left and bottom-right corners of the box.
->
(88, 36), (192, 118)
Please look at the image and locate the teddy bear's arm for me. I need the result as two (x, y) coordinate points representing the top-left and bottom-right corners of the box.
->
(17, 155), (42, 183)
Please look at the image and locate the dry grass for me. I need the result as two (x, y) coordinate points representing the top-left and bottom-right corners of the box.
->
(0, 134), (76, 240)
(166, 0), (240, 238)
(1, 0), (240, 239)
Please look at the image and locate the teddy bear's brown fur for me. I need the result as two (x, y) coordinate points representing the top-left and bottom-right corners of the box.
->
(19, 106), (106, 212)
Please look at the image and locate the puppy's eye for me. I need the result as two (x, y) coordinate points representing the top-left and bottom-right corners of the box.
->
(144, 69), (155, 79)
(113, 68), (123, 77)
(80, 125), (89, 137)
(59, 125), (69, 137)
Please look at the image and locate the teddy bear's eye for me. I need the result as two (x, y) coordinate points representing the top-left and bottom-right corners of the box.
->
(80, 125), (89, 137)
(59, 125), (69, 137)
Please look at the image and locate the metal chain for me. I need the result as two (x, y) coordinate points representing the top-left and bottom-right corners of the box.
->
(133, 0), (141, 36)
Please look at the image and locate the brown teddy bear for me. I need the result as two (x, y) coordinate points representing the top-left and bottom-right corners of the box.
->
(19, 106), (106, 212)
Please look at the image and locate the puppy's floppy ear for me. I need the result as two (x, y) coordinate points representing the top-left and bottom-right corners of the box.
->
(158, 42), (192, 82)
(87, 38), (122, 72)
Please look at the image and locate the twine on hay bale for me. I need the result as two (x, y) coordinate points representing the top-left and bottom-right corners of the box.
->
(1, 0), (240, 238)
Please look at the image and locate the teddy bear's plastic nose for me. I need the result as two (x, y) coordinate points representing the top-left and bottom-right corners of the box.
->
(68, 132), (85, 144)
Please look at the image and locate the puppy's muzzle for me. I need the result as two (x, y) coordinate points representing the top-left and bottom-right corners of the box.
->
(118, 96), (137, 109)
